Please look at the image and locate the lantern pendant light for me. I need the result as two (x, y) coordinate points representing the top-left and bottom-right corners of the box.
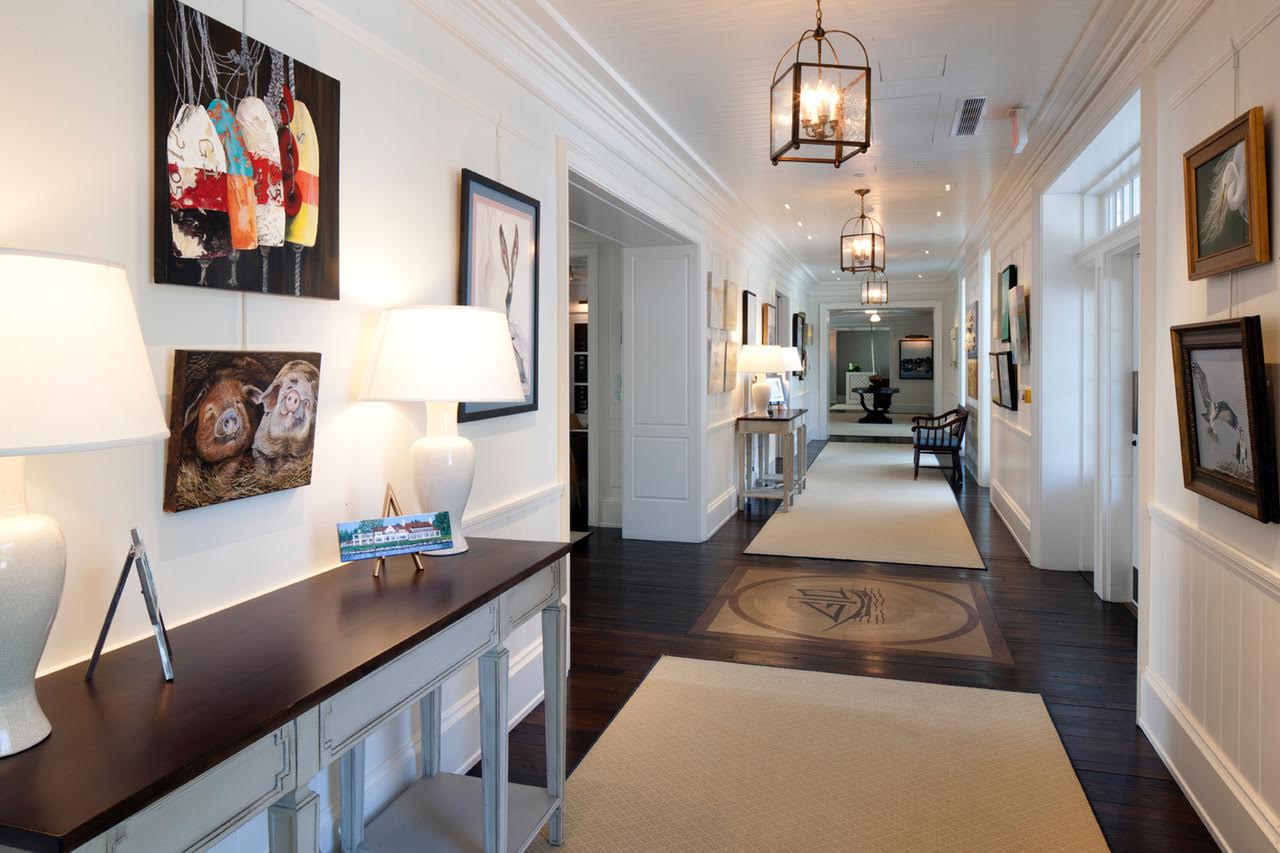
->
(861, 271), (889, 306)
(769, 0), (872, 167)
(841, 188), (885, 274)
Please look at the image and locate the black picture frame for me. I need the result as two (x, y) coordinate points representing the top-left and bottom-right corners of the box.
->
(791, 312), (808, 378)
(457, 169), (540, 421)
(990, 351), (1018, 411)
(898, 338), (934, 380)
(1170, 316), (1277, 521)
(998, 265), (1017, 342)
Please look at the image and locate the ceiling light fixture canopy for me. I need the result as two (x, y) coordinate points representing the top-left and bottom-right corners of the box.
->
(861, 270), (889, 306)
(769, 0), (871, 168)
(841, 189), (885, 274)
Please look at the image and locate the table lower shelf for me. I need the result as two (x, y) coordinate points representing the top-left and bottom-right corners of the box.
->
(362, 772), (558, 853)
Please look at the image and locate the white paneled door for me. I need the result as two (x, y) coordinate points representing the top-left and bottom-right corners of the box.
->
(622, 245), (702, 542)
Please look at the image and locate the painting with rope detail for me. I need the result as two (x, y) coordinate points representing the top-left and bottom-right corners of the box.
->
(154, 0), (340, 299)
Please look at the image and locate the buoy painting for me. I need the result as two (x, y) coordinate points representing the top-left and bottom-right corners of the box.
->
(155, 0), (340, 299)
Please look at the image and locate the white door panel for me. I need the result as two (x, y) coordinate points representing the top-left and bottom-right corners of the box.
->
(622, 245), (702, 541)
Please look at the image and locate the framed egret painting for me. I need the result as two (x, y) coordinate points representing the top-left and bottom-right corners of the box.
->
(1183, 107), (1269, 280)
(458, 169), (540, 421)
(1171, 317), (1277, 522)
(154, 0), (340, 299)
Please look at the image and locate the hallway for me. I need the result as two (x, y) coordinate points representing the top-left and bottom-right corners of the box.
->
(500, 443), (1215, 851)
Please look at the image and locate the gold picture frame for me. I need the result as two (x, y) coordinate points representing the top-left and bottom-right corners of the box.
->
(1183, 107), (1269, 280)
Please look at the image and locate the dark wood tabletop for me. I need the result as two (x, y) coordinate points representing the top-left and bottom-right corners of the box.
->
(0, 537), (570, 852)
(737, 408), (808, 422)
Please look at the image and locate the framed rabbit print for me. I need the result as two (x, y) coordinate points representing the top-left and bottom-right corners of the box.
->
(458, 169), (540, 421)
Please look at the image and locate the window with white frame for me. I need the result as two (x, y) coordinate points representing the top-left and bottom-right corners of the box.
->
(1103, 173), (1140, 233)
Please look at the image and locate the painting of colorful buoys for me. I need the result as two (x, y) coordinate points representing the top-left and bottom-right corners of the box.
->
(155, 0), (339, 300)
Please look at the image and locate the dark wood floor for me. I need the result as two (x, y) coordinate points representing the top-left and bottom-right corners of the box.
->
(488, 441), (1218, 852)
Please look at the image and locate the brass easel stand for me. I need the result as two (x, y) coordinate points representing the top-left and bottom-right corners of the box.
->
(372, 484), (426, 578)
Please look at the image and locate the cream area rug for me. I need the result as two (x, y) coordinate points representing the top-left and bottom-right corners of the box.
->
(745, 441), (985, 569)
(529, 657), (1106, 852)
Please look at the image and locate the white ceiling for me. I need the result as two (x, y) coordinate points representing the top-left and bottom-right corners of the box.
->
(544, 0), (1103, 284)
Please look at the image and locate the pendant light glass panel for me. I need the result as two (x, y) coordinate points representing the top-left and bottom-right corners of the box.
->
(861, 272), (889, 306)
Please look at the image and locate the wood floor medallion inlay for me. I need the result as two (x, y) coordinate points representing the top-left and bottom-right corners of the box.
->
(691, 567), (1012, 663)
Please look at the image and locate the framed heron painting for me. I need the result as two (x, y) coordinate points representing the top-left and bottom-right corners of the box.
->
(1183, 107), (1269, 280)
(457, 169), (540, 421)
(1171, 316), (1277, 521)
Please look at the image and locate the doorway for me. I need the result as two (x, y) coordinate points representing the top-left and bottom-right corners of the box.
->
(566, 172), (703, 541)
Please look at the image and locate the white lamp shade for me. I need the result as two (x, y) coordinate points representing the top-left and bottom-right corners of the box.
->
(781, 347), (803, 372)
(364, 305), (525, 403)
(737, 344), (787, 375)
(0, 251), (167, 456)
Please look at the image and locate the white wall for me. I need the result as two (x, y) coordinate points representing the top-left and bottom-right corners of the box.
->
(1138, 1), (1280, 848)
(1, 0), (807, 847)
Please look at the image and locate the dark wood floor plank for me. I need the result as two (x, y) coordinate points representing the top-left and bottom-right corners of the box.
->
(479, 441), (1217, 852)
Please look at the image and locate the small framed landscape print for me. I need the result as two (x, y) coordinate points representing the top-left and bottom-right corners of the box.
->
(458, 169), (539, 421)
(1183, 107), (1269, 280)
(338, 512), (454, 562)
(898, 338), (934, 380)
(1171, 316), (1277, 521)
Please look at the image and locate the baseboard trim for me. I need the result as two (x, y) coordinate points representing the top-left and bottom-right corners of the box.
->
(704, 486), (738, 539)
(1139, 669), (1280, 852)
(989, 479), (1032, 560)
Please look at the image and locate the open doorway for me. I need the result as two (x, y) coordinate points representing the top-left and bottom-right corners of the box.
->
(567, 172), (704, 541)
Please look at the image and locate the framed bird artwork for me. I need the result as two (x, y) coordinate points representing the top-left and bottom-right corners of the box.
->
(1183, 107), (1269, 280)
(1171, 316), (1278, 522)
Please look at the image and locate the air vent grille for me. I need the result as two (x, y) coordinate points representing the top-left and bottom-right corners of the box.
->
(951, 97), (988, 137)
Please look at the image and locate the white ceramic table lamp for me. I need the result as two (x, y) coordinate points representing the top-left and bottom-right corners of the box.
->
(780, 347), (803, 408)
(0, 251), (167, 758)
(363, 306), (524, 556)
(738, 344), (786, 414)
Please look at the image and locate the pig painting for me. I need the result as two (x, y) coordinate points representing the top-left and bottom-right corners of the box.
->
(164, 350), (322, 512)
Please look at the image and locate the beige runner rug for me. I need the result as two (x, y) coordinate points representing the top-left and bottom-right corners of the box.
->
(745, 441), (985, 569)
(529, 657), (1106, 852)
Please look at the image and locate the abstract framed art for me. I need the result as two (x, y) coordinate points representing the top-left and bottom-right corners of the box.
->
(1183, 107), (1269, 280)
(1170, 316), (1277, 521)
(997, 265), (1016, 342)
(155, 0), (340, 299)
(457, 169), (540, 421)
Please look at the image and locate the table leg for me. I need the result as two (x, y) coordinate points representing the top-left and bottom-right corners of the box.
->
(338, 743), (365, 852)
(419, 686), (442, 778)
(736, 430), (745, 511)
(781, 430), (793, 511)
(798, 422), (808, 491)
(542, 603), (568, 845)
(479, 647), (509, 853)
(268, 788), (319, 853)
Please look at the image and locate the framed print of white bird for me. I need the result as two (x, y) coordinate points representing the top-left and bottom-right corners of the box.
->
(1171, 317), (1278, 522)
(1183, 107), (1270, 280)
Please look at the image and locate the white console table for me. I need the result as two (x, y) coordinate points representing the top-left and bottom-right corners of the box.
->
(0, 539), (570, 853)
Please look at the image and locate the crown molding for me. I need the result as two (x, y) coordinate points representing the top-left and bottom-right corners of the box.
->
(411, 0), (819, 292)
(945, 0), (1174, 279)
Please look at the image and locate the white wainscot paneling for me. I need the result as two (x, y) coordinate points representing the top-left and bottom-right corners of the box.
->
(989, 414), (1032, 557)
(212, 487), (565, 853)
(1142, 505), (1280, 853)
(705, 416), (738, 537)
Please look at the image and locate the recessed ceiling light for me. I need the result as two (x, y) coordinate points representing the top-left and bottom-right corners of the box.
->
(870, 313), (881, 323)
(945, 183), (952, 191)
(936, 211), (943, 217)
(796, 220), (804, 227)
(917, 274), (923, 278)
(784, 203), (792, 210)
(924, 250), (930, 255)
(807, 235), (814, 240)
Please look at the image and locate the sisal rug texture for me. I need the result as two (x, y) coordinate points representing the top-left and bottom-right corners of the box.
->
(528, 657), (1107, 852)
(745, 441), (985, 569)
